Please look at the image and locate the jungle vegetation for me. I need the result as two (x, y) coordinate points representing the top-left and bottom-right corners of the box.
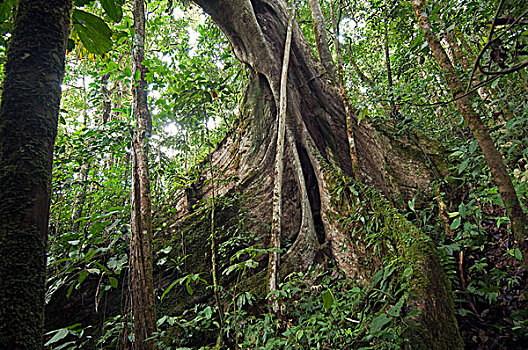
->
(0, 0), (527, 349)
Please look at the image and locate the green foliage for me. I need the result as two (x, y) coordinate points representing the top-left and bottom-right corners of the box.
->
(161, 273), (207, 299)
(35, 0), (528, 348)
(100, 0), (123, 23)
(225, 266), (411, 349)
(72, 9), (113, 55)
(45, 324), (92, 350)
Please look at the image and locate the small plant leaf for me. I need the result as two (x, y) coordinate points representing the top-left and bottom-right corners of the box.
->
(450, 217), (461, 230)
(369, 313), (391, 334)
(322, 289), (335, 311)
(44, 328), (69, 346)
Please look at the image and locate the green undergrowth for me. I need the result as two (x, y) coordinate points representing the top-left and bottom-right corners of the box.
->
(46, 178), (441, 349)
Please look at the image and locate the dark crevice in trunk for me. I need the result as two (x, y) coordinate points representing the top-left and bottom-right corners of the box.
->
(297, 143), (325, 244)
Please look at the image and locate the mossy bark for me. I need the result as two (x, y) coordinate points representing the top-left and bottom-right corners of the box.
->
(0, 0), (71, 348)
(367, 189), (464, 349)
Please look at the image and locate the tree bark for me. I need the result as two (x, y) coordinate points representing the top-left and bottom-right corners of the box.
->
(307, 0), (337, 82)
(412, 0), (528, 267)
(71, 163), (90, 232)
(191, 0), (462, 346)
(129, 0), (156, 348)
(0, 0), (71, 348)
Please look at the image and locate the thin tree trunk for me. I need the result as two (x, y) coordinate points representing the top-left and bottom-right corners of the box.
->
(129, 0), (156, 348)
(268, 1), (295, 313)
(445, 31), (513, 120)
(329, 2), (344, 89)
(412, 0), (528, 266)
(349, 53), (375, 88)
(0, 0), (71, 348)
(445, 31), (471, 71)
(457, 30), (475, 60)
(307, 0), (337, 81)
(329, 2), (359, 175)
(71, 163), (90, 232)
(384, 19), (396, 113)
(207, 127), (225, 342)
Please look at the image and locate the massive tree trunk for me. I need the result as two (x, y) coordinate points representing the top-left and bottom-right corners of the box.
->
(129, 0), (156, 348)
(186, 0), (462, 347)
(0, 0), (71, 348)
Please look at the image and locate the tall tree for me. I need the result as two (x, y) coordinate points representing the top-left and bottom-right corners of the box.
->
(412, 0), (528, 266)
(192, 0), (463, 347)
(129, 0), (156, 348)
(0, 0), (72, 348)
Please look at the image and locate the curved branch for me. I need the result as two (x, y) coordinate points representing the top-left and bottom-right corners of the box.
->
(466, 0), (505, 92)
(478, 58), (528, 76)
(466, 3), (528, 90)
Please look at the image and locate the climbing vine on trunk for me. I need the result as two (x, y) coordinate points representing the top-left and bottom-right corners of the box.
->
(129, 0), (156, 348)
(268, 0), (295, 313)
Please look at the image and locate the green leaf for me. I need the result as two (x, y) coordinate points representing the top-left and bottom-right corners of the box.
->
(100, 0), (123, 22)
(72, 9), (113, 55)
(321, 289), (335, 311)
(458, 158), (470, 174)
(369, 314), (391, 334)
(371, 269), (383, 287)
(449, 150), (464, 158)
(244, 259), (258, 269)
(54, 341), (78, 350)
(78, 270), (88, 285)
(388, 298), (404, 317)
(134, 69), (141, 82)
(223, 263), (238, 276)
(109, 276), (118, 288)
(357, 108), (368, 125)
(450, 217), (461, 230)
(157, 315), (167, 326)
(408, 198), (415, 212)
(160, 280), (178, 301)
(66, 283), (75, 299)
(402, 267), (413, 278)
(159, 245), (172, 254)
(44, 328), (69, 346)
(185, 282), (194, 296)
(203, 306), (212, 319)
(458, 203), (466, 219)
(514, 248), (523, 261)
(0, 0), (14, 23)
(296, 329), (304, 340)
(469, 139), (478, 154)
